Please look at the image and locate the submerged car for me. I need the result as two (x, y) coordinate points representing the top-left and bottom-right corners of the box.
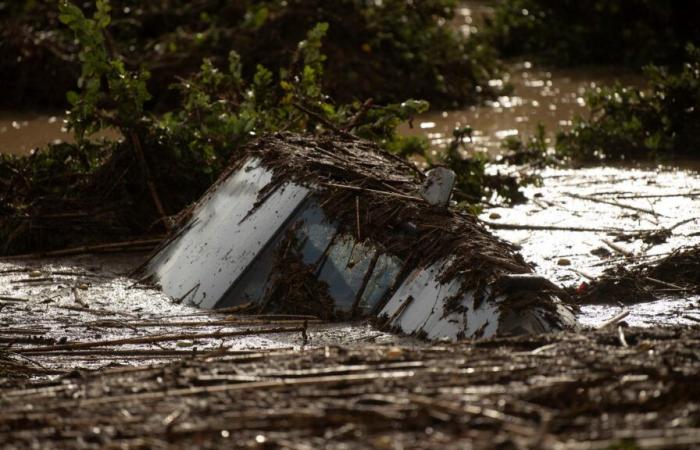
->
(144, 133), (577, 340)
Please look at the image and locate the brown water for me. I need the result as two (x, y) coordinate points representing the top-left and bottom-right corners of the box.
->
(0, 63), (636, 157)
(400, 2), (641, 156)
(0, 111), (72, 155)
(0, 111), (120, 155)
(395, 3), (700, 327)
(401, 63), (700, 327)
(398, 62), (641, 156)
(0, 253), (417, 371)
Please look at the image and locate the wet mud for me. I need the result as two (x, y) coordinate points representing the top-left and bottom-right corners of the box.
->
(0, 253), (412, 373)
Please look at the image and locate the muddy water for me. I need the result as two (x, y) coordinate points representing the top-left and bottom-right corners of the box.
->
(401, 2), (641, 156)
(399, 62), (641, 156)
(0, 110), (119, 155)
(400, 62), (700, 327)
(484, 165), (700, 327)
(397, 2), (700, 328)
(0, 253), (415, 371)
(2, 76), (697, 331)
(397, 64), (698, 327)
(1, 1), (697, 337)
(0, 111), (72, 155)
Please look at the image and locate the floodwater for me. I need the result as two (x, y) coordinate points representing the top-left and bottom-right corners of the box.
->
(483, 165), (700, 328)
(404, 2), (700, 329)
(0, 1), (698, 343)
(0, 253), (415, 371)
(399, 7), (700, 327)
(0, 110), (119, 155)
(398, 63), (641, 156)
(2, 72), (697, 331)
(399, 2), (642, 156)
(0, 111), (71, 155)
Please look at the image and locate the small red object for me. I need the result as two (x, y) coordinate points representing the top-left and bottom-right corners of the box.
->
(576, 282), (588, 294)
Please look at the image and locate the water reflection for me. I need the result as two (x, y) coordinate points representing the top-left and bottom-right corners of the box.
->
(398, 62), (642, 155)
(481, 165), (700, 328)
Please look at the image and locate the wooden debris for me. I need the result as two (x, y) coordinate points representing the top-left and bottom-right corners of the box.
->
(2, 328), (700, 449)
(3, 238), (164, 259)
(574, 244), (700, 304)
(565, 191), (664, 217)
(14, 326), (305, 354)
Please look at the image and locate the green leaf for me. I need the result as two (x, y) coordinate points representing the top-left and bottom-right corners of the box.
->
(66, 90), (79, 105)
(95, 0), (111, 28)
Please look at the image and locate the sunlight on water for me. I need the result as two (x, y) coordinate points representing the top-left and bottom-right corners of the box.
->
(396, 1), (698, 327)
(398, 62), (642, 156)
(1, 1), (696, 331)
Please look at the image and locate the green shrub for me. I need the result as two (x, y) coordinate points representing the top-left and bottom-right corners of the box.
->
(1, 1), (513, 254)
(556, 45), (700, 161)
(0, 0), (504, 109)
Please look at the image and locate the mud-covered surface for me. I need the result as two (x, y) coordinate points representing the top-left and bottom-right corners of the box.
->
(2, 325), (700, 449)
(0, 254), (411, 373)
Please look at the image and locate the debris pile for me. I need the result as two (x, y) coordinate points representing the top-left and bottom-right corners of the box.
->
(575, 245), (700, 305)
(146, 133), (576, 340)
(2, 327), (700, 449)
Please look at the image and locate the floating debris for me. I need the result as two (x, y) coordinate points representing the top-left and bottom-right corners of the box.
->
(3, 327), (700, 449)
(145, 133), (576, 340)
(575, 244), (700, 305)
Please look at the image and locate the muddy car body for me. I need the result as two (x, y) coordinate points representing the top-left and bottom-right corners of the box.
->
(145, 133), (576, 340)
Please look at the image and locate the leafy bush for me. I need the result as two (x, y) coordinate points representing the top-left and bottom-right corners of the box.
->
(498, 123), (557, 167)
(398, 126), (533, 208)
(1, 1), (513, 255)
(484, 0), (700, 67)
(0, 0), (504, 109)
(556, 45), (700, 161)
